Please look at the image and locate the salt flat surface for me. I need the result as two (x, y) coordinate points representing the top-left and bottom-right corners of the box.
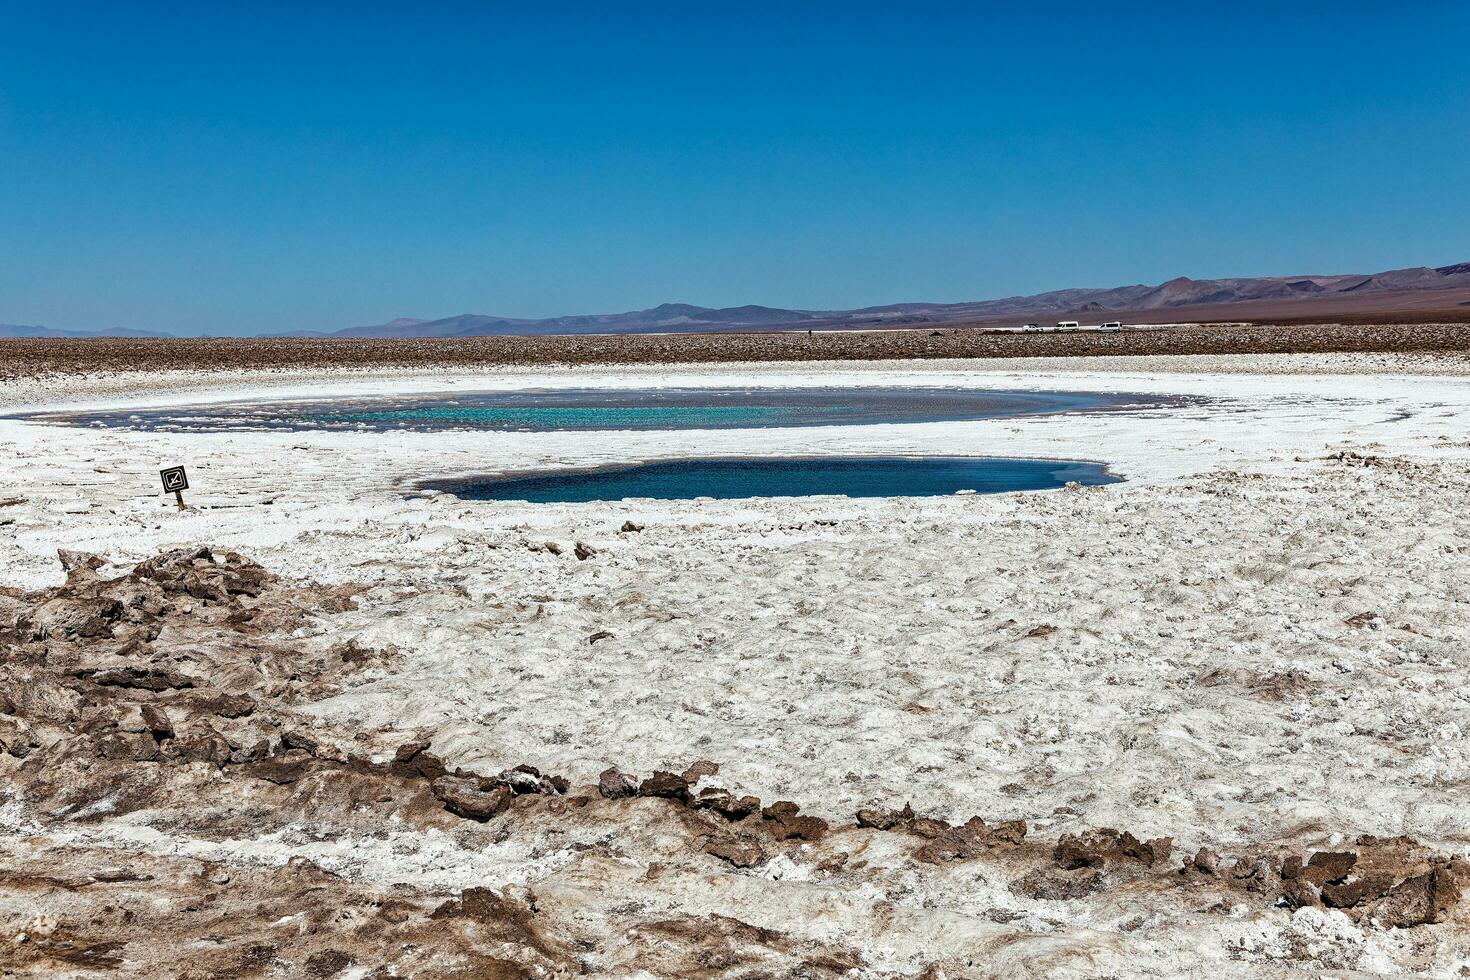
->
(2, 353), (1469, 973)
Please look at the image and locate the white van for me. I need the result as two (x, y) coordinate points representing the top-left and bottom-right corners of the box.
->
(1100, 321), (1123, 332)
(1056, 320), (1080, 331)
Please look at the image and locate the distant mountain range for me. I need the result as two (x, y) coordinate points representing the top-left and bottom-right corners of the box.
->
(0, 323), (172, 339)
(6, 260), (1470, 339)
(279, 261), (1470, 337)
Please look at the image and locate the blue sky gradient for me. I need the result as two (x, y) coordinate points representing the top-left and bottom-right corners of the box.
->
(2, 2), (1467, 334)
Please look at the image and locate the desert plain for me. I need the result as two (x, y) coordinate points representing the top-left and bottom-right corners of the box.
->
(1, 332), (1469, 977)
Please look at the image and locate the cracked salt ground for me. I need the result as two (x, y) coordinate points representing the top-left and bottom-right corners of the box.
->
(2, 353), (1470, 975)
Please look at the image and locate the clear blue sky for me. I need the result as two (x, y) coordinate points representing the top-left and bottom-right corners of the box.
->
(2, 2), (1467, 335)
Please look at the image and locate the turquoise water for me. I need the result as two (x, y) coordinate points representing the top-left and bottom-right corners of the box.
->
(424, 455), (1119, 502)
(45, 386), (1156, 433)
(328, 402), (798, 431)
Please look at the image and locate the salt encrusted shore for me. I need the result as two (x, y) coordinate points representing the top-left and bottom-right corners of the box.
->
(2, 352), (1469, 976)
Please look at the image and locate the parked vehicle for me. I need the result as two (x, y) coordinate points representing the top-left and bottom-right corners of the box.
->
(1021, 323), (1041, 332)
(1056, 320), (1080, 331)
(1100, 321), (1123, 332)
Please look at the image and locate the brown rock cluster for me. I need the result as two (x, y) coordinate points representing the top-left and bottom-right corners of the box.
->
(1055, 828), (1173, 870)
(1198, 837), (1467, 928)
(597, 765), (822, 849)
(857, 802), (1027, 863)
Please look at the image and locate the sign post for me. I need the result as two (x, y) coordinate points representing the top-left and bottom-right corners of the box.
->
(159, 466), (189, 510)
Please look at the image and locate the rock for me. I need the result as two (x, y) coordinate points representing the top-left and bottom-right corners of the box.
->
(199, 693), (257, 718)
(391, 741), (448, 782)
(680, 759), (719, 783)
(1054, 828), (1170, 870)
(1283, 838), (1470, 927)
(19, 912), (59, 939)
(91, 867), (151, 884)
(1184, 847), (1221, 875)
(598, 767), (637, 799)
(691, 787), (761, 820)
(28, 596), (124, 639)
(392, 740), (432, 763)
(907, 817), (952, 839)
(432, 776), (512, 821)
(499, 764), (563, 795)
(229, 739), (272, 763)
(706, 836), (766, 868)
(543, 541), (562, 555)
(1055, 832), (1107, 870)
(79, 667), (197, 691)
(856, 803), (914, 830)
(0, 716), (37, 759)
(1281, 878), (1322, 909)
(1321, 875), (1394, 909)
(574, 542), (597, 561)
(762, 801), (829, 843)
(587, 630), (614, 644)
(117, 705), (150, 734)
(1134, 835), (1172, 867)
(1372, 864), (1461, 927)
(434, 886), (537, 935)
(915, 816), (1028, 864)
(131, 547), (272, 602)
(280, 730), (319, 754)
(58, 549), (106, 575)
(1299, 850), (1358, 887)
(131, 549), (273, 602)
(140, 705), (173, 740)
(638, 770), (692, 803)
(985, 819), (1028, 846)
(1230, 853), (1283, 893)
(620, 521), (644, 533)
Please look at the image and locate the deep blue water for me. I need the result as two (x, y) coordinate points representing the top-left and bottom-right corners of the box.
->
(424, 455), (1119, 502)
(42, 386), (1155, 433)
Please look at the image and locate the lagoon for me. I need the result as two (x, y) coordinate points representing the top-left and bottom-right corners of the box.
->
(43, 386), (1155, 433)
(422, 455), (1119, 502)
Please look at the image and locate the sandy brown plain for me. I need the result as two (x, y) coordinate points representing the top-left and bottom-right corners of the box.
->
(2, 321), (1470, 381)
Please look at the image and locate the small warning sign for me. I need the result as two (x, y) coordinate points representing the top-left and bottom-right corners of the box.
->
(160, 466), (189, 493)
